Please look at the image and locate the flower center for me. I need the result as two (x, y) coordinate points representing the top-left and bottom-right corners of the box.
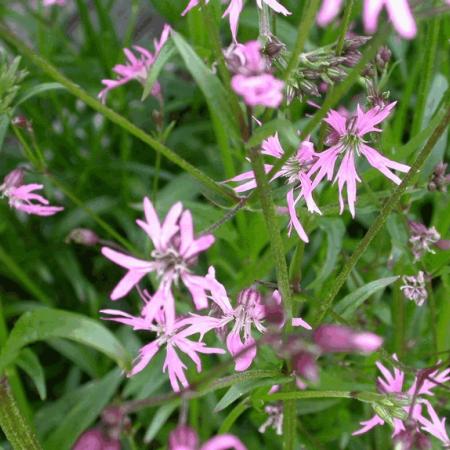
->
(151, 247), (188, 280)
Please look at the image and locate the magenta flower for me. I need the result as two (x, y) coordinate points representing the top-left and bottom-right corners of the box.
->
(72, 428), (120, 450)
(353, 356), (450, 438)
(169, 425), (246, 450)
(43, 0), (66, 5)
(308, 102), (410, 217)
(228, 133), (320, 242)
(101, 197), (215, 326)
(317, 0), (417, 39)
(182, 0), (290, 41)
(101, 291), (224, 391)
(186, 269), (310, 371)
(0, 168), (63, 216)
(99, 25), (171, 102)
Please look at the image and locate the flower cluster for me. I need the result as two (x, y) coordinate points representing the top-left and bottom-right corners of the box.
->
(228, 102), (410, 241)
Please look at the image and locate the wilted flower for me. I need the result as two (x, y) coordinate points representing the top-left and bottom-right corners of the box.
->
(428, 162), (450, 192)
(229, 41), (284, 108)
(169, 425), (246, 450)
(313, 325), (383, 354)
(408, 221), (441, 261)
(102, 197), (215, 327)
(99, 25), (171, 102)
(317, 0), (417, 39)
(308, 102), (410, 217)
(0, 168), (63, 216)
(227, 133), (320, 241)
(101, 290), (224, 391)
(258, 404), (284, 435)
(354, 356), (450, 439)
(182, 0), (290, 41)
(400, 272), (428, 306)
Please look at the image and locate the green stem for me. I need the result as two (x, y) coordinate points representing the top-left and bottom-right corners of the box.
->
(0, 24), (235, 202)
(313, 101), (450, 326)
(335, 0), (355, 56)
(283, 0), (321, 82)
(427, 280), (438, 362)
(392, 280), (405, 358)
(218, 400), (249, 434)
(259, 390), (386, 403)
(411, 10), (440, 136)
(0, 377), (43, 450)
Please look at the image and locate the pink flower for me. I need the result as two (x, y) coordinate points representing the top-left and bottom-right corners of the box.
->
(227, 133), (320, 242)
(353, 356), (450, 438)
(308, 102), (410, 217)
(101, 291), (224, 392)
(186, 270), (310, 371)
(313, 325), (383, 354)
(182, 0), (290, 41)
(169, 425), (246, 450)
(72, 428), (120, 450)
(0, 169), (63, 216)
(99, 25), (171, 102)
(101, 197), (215, 326)
(317, 0), (417, 39)
(231, 74), (284, 108)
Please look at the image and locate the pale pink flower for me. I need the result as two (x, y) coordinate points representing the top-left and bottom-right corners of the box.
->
(353, 356), (450, 438)
(401, 271), (427, 306)
(169, 425), (246, 450)
(101, 197), (215, 327)
(99, 25), (171, 102)
(228, 133), (320, 242)
(317, 0), (417, 39)
(101, 291), (224, 392)
(182, 0), (290, 41)
(408, 221), (442, 261)
(258, 404), (284, 435)
(308, 102), (410, 217)
(0, 168), (63, 216)
(186, 270), (310, 371)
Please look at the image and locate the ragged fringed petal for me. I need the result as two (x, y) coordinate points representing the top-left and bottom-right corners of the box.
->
(261, 133), (284, 158)
(154, 24), (172, 56)
(299, 173), (321, 215)
(164, 344), (189, 392)
(129, 341), (160, 376)
(136, 196), (162, 246)
(226, 331), (257, 372)
(355, 102), (396, 136)
(181, 0), (203, 16)
(181, 273), (211, 310)
(376, 360), (405, 393)
(183, 234), (215, 261)
(292, 317), (312, 330)
(359, 144), (410, 185)
(201, 434), (247, 450)
(257, 0), (291, 15)
(160, 202), (183, 248)
(352, 415), (385, 436)
(418, 400), (450, 445)
(286, 189), (309, 242)
(223, 0), (244, 42)
(334, 150), (360, 217)
(100, 309), (149, 330)
(206, 267), (235, 313)
(308, 146), (341, 191)
(324, 108), (348, 136)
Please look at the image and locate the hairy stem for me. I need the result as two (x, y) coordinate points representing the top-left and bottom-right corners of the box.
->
(314, 101), (450, 326)
(0, 377), (43, 450)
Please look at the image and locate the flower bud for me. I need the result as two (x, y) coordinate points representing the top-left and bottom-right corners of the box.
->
(313, 325), (383, 354)
(292, 351), (319, 383)
(169, 425), (199, 450)
(12, 115), (33, 132)
(72, 427), (120, 450)
(376, 46), (391, 70)
(65, 228), (99, 246)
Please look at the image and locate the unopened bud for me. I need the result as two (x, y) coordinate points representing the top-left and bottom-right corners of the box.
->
(343, 36), (371, 52)
(264, 38), (285, 59)
(72, 428), (120, 450)
(313, 325), (383, 354)
(428, 162), (450, 192)
(376, 46), (391, 70)
(65, 228), (99, 246)
(169, 425), (199, 450)
(292, 351), (319, 383)
(12, 115), (33, 132)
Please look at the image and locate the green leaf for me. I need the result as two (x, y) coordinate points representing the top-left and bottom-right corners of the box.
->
(214, 376), (291, 412)
(142, 39), (176, 100)
(16, 348), (46, 400)
(245, 118), (299, 150)
(15, 82), (65, 107)
(144, 403), (177, 443)
(172, 31), (240, 142)
(0, 308), (131, 373)
(0, 113), (8, 151)
(43, 369), (121, 450)
(334, 276), (399, 319)
(308, 218), (346, 289)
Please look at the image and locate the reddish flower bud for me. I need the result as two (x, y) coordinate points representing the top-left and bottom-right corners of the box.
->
(292, 351), (319, 383)
(66, 228), (99, 246)
(72, 428), (120, 450)
(169, 425), (199, 450)
(313, 325), (383, 354)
